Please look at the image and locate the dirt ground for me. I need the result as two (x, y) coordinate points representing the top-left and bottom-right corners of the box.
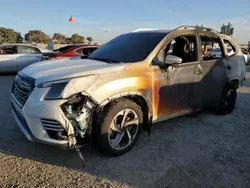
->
(0, 67), (250, 188)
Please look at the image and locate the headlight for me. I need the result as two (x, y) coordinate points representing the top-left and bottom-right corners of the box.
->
(37, 75), (98, 100)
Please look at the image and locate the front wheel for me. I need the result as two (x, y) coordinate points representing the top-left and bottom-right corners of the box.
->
(97, 99), (143, 156)
(212, 85), (237, 115)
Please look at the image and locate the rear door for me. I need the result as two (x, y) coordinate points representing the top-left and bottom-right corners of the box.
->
(222, 39), (246, 82)
(16, 46), (42, 70)
(197, 34), (228, 106)
(0, 45), (17, 72)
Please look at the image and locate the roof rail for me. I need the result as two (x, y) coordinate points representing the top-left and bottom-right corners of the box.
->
(175, 25), (219, 33)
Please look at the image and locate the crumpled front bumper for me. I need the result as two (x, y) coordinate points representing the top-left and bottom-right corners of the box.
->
(11, 87), (77, 148)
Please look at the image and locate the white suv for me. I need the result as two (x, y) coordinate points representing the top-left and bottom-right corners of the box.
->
(11, 25), (246, 157)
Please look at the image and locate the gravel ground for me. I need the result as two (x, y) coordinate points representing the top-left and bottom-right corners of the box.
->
(0, 68), (250, 188)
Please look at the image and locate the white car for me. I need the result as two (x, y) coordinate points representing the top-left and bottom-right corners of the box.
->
(11, 26), (246, 158)
(0, 44), (51, 73)
(212, 47), (249, 65)
(211, 48), (222, 58)
(241, 48), (250, 65)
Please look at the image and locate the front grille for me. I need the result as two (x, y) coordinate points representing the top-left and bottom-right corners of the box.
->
(41, 119), (64, 132)
(41, 118), (66, 140)
(12, 74), (34, 108)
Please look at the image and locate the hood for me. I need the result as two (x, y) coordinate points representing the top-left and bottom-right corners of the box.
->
(21, 57), (127, 86)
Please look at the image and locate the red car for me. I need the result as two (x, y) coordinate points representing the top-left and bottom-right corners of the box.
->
(42, 44), (100, 60)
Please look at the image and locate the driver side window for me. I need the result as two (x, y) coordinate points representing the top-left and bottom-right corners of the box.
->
(155, 34), (198, 65)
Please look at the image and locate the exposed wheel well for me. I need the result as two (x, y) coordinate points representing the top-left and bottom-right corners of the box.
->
(124, 95), (149, 125)
(228, 79), (240, 89)
(99, 95), (150, 131)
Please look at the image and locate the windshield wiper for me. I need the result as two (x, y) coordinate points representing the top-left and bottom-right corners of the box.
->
(88, 57), (121, 63)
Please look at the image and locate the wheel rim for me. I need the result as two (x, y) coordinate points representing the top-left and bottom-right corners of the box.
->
(108, 109), (139, 151)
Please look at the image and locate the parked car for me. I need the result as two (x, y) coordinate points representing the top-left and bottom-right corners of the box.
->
(211, 46), (249, 65)
(0, 44), (51, 73)
(241, 48), (250, 65)
(42, 44), (100, 60)
(11, 25), (246, 158)
(211, 48), (222, 58)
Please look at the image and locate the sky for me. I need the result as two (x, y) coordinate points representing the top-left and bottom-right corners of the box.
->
(1, 0), (250, 44)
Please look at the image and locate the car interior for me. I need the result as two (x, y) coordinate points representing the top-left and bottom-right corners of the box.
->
(166, 35), (197, 63)
(201, 36), (224, 60)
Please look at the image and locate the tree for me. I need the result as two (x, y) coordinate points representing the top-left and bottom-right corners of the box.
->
(24, 30), (47, 43)
(44, 35), (52, 43)
(65, 37), (72, 44)
(78, 35), (85, 44)
(71, 33), (85, 44)
(0, 27), (21, 43)
(86, 37), (93, 43)
(53, 33), (66, 43)
(16, 33), (23, 43)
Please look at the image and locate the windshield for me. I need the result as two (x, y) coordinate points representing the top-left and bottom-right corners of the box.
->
(53, 45), (75, 52)
(88, 32), (167, 63)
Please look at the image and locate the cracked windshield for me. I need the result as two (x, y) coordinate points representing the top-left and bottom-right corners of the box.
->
(0, 0), (250, 187)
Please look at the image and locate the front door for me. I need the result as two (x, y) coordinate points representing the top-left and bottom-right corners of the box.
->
(16, 46), (42, 70)
(151, 34), (200, 121)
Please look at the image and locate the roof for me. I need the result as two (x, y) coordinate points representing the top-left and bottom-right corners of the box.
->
(0, 43), (38, 47)
(132, 29), (172, 34)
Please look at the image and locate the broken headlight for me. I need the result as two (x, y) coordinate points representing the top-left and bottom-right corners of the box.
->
(38, 79), (71, 100)
(37, 75), (98, 100)
(61, 94), (96, 139)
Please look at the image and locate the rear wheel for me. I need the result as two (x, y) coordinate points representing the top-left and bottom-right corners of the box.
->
(97, 99), (143, 156)
(212, 85), (237, 115)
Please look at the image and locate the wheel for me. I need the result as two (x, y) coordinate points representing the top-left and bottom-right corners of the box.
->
(97, 99), (143, 156)
(212, 85), (237, 115)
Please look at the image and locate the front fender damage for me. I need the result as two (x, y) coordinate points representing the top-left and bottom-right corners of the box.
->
(60, 93), (97, 167)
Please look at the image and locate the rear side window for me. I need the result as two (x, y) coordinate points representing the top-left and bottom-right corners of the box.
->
(200, 35), (224, 60)
(54, 45), (75, 52)
(223, 39), (236, 57)
(0, 46), (16, 54)
(18, 46), (41, 54)
(75, 47), (98, 56)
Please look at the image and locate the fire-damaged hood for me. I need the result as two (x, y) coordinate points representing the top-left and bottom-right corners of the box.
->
(21, 57), (127, 86)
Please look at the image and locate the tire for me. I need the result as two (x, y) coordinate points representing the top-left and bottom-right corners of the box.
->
(212, 85), (237, 115)
(97, 99), (143, 156)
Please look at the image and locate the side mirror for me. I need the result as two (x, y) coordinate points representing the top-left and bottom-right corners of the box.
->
(165, 55), (182, 65)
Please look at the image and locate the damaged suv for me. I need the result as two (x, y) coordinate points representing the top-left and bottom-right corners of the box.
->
(11, 25), (246, 157)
